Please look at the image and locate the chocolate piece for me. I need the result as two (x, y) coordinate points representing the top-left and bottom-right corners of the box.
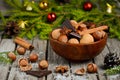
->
(68, 32), (81, 40)
(61, 19), (76, 32)
(26, 70), (52, 78)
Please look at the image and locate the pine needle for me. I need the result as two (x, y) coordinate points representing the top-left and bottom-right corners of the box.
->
(105, 66), (120, 75)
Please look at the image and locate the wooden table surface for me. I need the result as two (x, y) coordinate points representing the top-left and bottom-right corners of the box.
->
(0, 36), (120, 80)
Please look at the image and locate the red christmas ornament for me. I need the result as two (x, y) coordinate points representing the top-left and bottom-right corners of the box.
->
(47, 13), (56, 22)
(83, 1), (93, 11)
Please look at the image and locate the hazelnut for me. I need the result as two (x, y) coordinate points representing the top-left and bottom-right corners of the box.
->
(8, 52), (16, 61)
(39, 60), (49, 70)
(75, 68), (86, 75)
(92, 30), (106, 41)
(17, 47), (26, 55)
(29, 53), (38, 62)
(68, 38), (79, 44)
(58, 35), (68, 43)
(80, 34), (94, 44)
(70, 20), (78, 29)
(92, 31), (102, 41)
(55, 65), (69, 73)
(77, 23), (87, 31)
(87, 63), (98, 73)
(19, 58), (28, 67)
(52, 28), (61, 40)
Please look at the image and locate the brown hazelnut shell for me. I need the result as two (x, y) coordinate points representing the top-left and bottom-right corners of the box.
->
(51, 29), (61, 40)
(75, 68), (86, 75)
(87, 63), (97, 73)
(17, 47), (26, 55)
(8, 52), (16, 61)
(29, 53), (38, 62)
(68, 38), (79, 44)
(58, 35), (68, 43)
(20, 64), (32, 71)
(38, 60), (49, 70)
(19, 58), (28, 67)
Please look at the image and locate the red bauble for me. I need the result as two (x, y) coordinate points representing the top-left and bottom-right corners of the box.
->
(83, 2), (93, 11)
(47, 12), (56, 22)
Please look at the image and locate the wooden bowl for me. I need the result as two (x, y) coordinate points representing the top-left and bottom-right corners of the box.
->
(49, 33), (107, 61)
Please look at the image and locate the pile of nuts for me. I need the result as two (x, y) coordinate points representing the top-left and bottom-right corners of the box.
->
(7, 42), (49, 71)
(75, 63), (98, 75)
(51, 20), (108, 44)
(54, 63), (98, 75)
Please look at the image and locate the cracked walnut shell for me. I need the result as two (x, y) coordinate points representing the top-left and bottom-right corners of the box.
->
(55, 65), (69, 73)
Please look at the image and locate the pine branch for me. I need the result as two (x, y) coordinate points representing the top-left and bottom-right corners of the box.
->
(29, 17), (42, 24)
(31, 3), (41, 13)
(0, 11), (6, 25)
(12, 0), (23, 9)
(0, 52), (12, 64)
(52, 16), (64, 28)
(4, 0), (20, 9)
(6, 11), (40, 22)
(105, 66), (120, 75)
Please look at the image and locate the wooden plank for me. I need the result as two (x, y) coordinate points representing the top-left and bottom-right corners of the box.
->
(107, 38), (120, 53)
(31, 37), (47, 80)
(94, 46), (109, 80)
(0, 39), (15, 80)
(47, 42), (71, 80)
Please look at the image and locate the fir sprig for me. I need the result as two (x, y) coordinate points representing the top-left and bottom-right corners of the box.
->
(1, 0), (120, 40)
(0, 11), (6, 25)
(4, 0), (21, 9)
(105, 66), (120, 75)
(0, 52), (12, 64)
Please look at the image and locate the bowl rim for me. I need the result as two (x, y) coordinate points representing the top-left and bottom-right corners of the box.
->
(49, 32), (108, 46)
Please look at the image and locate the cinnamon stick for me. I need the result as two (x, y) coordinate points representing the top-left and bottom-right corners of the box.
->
(14, 37), (34, 50)
(78, 25), (108, 35)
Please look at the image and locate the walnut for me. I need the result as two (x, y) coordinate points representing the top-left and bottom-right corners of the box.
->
(18, 58), (32, 71)
(55, 65), (69, 73)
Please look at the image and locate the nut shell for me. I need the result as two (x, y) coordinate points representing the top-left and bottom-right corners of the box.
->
(80, 34), (94, 44)
(58, 35), (68, 43)
(55, 65), (69, 73)
(68, 38), (79, 44)
(17, 47), (26, 55)
(51, 28), (61, 40)
(78, 23), (87, 31)
(19, 58), (28, 67)
(92, 31), (106, 41)
(8, 52), (16, 61)
(87, 63), (97, 73)
(39, 60), (49, 70)
(29, 53), (38, 62)
(70, 20), (78, 29)
(20, 64), (32, 71)
(75, 68), (86, 75)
